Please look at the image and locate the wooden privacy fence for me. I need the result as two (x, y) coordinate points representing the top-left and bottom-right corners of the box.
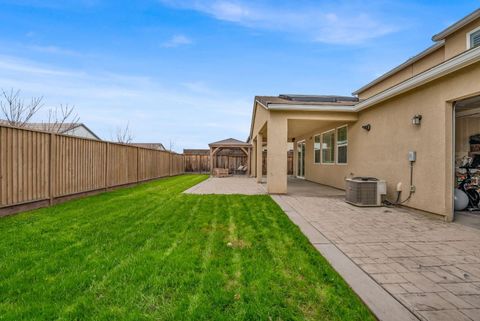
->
(184, 150), (248, 173)
(184, 150), (211, 173)
(262, 150), (294, 176)
(184, 149), (294, 175)
(0, 125), (184, 216)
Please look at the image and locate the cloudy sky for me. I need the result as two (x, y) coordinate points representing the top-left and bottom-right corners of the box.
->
(0, 0), (478, 151)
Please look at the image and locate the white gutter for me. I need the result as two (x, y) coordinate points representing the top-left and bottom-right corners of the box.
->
(262, 46), (480, 113)
(432, 9), (480, 41)
(354, 45), (480, 112)
(352, 41), (445, 96)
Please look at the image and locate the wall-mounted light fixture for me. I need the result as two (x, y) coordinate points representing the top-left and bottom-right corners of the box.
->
(362, 124), (371, 131)
(412, 114), (422, 125)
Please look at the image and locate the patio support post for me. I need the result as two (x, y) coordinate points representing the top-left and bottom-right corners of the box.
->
(256, 134), (263, 183)
(267, 113), (287, 194)
(251, 139), (257, 177)
(246, 147), (251, 176)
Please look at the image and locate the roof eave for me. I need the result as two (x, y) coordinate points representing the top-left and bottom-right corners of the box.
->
(432, 9), (480, 41)
(355, 45), (480, 112)
(267, 104), (357, 112)
(352, 41), (445, 96)
(250, 46), (480, 126)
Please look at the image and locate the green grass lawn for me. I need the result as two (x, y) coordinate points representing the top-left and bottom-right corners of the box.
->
(0, 175), (374, 321)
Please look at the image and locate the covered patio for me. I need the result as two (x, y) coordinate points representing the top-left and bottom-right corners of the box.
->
(185, 176), (480, 321)
(248, 95), (358, 194)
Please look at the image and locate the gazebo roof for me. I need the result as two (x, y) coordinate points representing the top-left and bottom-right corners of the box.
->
(208, 138), (251, 148)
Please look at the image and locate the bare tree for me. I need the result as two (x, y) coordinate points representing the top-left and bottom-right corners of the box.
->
(42, 104), (80, 133)
(0, 89), (43, 127)
(115, 123), (134, 144)
(168, 139), (176, 152)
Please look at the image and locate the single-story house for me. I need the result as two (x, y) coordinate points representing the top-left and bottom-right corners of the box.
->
(129, 143), (166, 151)
(248, 9), (480, 221)
(13, 122), (101, 140)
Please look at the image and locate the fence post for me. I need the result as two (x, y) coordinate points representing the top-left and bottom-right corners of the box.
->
(136, 146), (140, 183)
(169, 152), (172, 177)
(49, 133), (56, 205)
(105, 142), (109, 190)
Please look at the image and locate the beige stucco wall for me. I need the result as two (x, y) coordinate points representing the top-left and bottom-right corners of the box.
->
(357, 16), (480, 100)
(445, 19), (480, 60)
(293, 63), (480, 219)
(358, 46), (445, 100)
(412, 46), (445, 74)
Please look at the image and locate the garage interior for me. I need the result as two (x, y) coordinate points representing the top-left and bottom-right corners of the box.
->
(454, 95), (480, 228)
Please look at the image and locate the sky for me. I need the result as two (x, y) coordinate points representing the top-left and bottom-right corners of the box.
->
(0, 0), (478, 151)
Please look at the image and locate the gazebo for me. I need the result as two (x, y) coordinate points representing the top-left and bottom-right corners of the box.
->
(208, 138), (252, 176)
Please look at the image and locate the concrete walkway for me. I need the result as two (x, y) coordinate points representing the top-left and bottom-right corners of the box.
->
(184, 176), (267, 195)
(185, 176), (480, 321)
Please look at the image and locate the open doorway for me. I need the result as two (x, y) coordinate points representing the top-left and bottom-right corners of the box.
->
(454, 95), (480, 228)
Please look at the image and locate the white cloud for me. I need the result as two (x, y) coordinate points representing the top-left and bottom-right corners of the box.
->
(162, 34), (193, 48)
(27, 44), (83, 56)
(159, 0), (398, 44)
(0, 54), (250, 150)
(208, 1), (251, 22)
(182, 81), (216, 95)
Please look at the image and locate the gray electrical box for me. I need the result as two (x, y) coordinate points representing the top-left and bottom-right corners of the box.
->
(408, 151), (417, 162)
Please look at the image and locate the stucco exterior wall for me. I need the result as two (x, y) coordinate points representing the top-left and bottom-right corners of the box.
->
(444, 19), (480, 60)
(295, 63), (480, 218)
(358, 46), (446, 100)
(357, 16), (480, 100)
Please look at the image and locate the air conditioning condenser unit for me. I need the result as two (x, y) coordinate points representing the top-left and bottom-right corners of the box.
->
(345, 177), (387, 207)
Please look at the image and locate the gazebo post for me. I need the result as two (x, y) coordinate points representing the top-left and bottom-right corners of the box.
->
(209, 147), (214, 174)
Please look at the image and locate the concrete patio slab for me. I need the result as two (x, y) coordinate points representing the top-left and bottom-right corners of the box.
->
(273, 179), (480, 321)
(183, 176), (267, 195)
(274, 194), (419, 321)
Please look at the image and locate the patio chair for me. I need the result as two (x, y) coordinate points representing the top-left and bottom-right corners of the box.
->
(234, 165), (248, 175)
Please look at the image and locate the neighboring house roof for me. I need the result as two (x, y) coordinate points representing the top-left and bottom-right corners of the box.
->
(183, 149), (210, 155)
(209, 138), (251, 147)
(432, 9), (480, 41)
(351, 41), (445, 96)
(130, 143), (166, 151)
(0, 121), (101, 140)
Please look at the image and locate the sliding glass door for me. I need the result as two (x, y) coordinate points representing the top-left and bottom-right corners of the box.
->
(297, 141), (305, 178)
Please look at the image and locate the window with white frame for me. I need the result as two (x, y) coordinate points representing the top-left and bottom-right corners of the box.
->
(336, 126), (348, 164)
(468, 27), (480, 49)
(314, 135), (321, 163)
(321, 130), (335, 164)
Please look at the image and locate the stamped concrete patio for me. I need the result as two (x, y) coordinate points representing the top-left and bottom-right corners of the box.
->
(186, 176), (480, 321)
